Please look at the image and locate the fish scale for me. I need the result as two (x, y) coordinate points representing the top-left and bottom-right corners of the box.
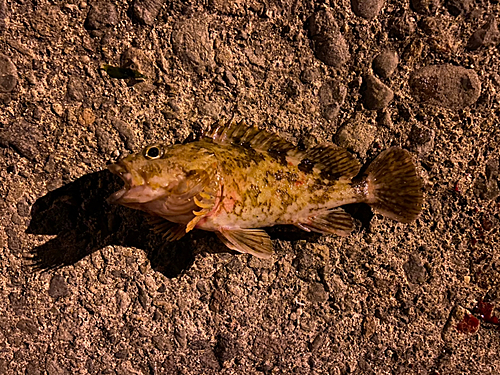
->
(108, 120), (423, 259)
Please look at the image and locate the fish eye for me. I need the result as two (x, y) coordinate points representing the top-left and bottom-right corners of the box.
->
(144, 145), (162, 159)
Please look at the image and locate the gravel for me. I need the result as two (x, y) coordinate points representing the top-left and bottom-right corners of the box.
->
(1, 1), (499, 374)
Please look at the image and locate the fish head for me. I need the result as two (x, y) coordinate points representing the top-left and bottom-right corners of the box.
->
(107, 142), (218, 219)
(107, 143), (191, 208)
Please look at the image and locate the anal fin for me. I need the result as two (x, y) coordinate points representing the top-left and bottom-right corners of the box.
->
(217, 228), (273, 259)
(297, 208), (354, 237)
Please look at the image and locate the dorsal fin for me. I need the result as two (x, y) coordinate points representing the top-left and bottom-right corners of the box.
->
(298, 145), (361, 180)
(204, 120), (296, 155)
(205, 120), (360, 181)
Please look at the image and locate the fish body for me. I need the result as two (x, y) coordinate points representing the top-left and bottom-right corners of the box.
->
(109, 121), (423, 258)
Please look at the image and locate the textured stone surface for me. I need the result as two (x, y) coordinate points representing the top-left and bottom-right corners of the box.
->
(372, 50), (398, 78)
(131, 0), (165, 25)
(467, 18), (500, 50)
(172, 16), (216, 74)
(363, 73), (394, 110)
(0, 1), (499, 374)
(307, 9), (350, 68)
(410, 64), (481, 109)
(411, 0), (440, 15)
(84, 2), (119, 30)
(335, 114), (378, 156)
(0, 54), (17, 93)
(351, 0), (385, 20)
(318, 80), (346, 121)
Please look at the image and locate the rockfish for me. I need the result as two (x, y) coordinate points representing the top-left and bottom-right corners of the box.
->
(108, 121), (423, 258)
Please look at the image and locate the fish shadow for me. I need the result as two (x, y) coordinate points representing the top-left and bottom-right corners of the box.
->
(26, 170), (374, 277)
(26, 170), (209, 278)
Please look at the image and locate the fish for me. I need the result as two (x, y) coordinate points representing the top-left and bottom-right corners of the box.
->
(108, 120), (423, 259)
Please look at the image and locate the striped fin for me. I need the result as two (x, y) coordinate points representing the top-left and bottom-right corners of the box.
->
(297, 145), (361, 180)
(297, 208), (354, 236)
(205, 120), (361, 181)
(217, 228), (273, 259)
(204, 119), (296, 155)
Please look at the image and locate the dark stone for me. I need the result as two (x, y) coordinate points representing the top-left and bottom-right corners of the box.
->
(0, 53), (17, 93)
(214, 333), (239, 364)
(372, 50), (399, 78)
(389, 12), (416, 40)
(312, 35), (350, 68)
(410, 0), (440, 15)
(66, 77), (86, 102)
(137, 285), (150, 308)
(48, 275), (70, 298)
(16, 318), (39, 335)
(223, 69), (237, 87)
(171, 16), (215, 74)
(114, 349), (128, 359)
(306, 9), (350, 68)
(112, 118), (137, 151)
(474, 158), (500, 201)
(198, 350), (221, 371)
(319, 80), (346, 105)
(319, 80), (346, 121)
(363, 74), (394, 110)
(5, 227), (21, 253)
(131, 0), (165, 25)
(152, 335), (173, 351)
(9, 292), (27, 315)
(209, 289), (228, 313)
(174, 326), (187, 348)
(0, 120), (43, 161)
(403, 254), (427, 284)
(306, 282), (329, 303)
(466, 19), (500, 51)
(351, 0), (384, 20)
(410, 64), (481, 109)
(446, 0), (472, 16)
(196, 279), (211, 302)
(17, 200), (31, 217)
(25, 362), (41, 375)
(95, 126), (116, 155)
(309, 331), (327, 352)
(300, 67), (320, 84)
(85, 2), (119, 30)
(407, 123), (435, 155)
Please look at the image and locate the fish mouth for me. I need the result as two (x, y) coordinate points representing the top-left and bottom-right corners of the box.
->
(107, 161), (168, 205)
(107, 161), (135, 204)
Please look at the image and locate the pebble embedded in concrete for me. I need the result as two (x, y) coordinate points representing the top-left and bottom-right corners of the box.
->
(410, 64), (481, 109)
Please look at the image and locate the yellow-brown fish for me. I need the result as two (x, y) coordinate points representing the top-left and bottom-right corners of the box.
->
(108, 120), (423, 258)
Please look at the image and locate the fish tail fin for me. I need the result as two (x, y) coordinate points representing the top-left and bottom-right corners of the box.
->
(363, 147), (423, 223)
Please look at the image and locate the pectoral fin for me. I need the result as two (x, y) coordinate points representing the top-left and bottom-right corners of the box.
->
(216, 228), (273, 259)
(185, 190), (217, 232)
(297, 208), (354, 237)
(148, 216), (187, 241)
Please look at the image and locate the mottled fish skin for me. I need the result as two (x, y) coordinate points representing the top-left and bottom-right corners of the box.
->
(108, 120), (423, 258)
(195, 142), (360, 231)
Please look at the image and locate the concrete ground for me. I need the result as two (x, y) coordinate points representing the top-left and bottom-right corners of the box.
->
(0, 0), (499, 373)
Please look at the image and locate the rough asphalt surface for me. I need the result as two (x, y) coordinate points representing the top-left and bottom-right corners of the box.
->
(1, 0), (500, 374)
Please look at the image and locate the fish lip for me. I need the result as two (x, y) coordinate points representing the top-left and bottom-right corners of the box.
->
(108, 161), (133, 188)
(107, 188), (128, 204)
(107, 160), (134, 205)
